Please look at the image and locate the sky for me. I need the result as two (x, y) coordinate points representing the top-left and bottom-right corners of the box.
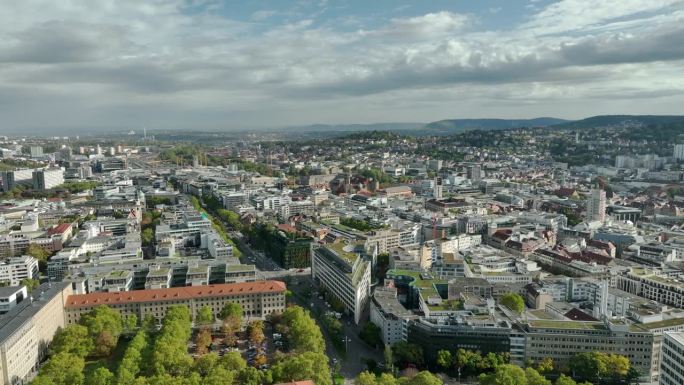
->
(1, 0), (683, 132)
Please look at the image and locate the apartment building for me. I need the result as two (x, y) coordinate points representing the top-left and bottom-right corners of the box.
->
(0, 283), (72, 385)
(617, 268), (684, 309)
(369, 286), (415, 345)
(0, 256), (39, 287)
(311, 243), (371, 324)
(64, 280), (286, 325)
(661, 332), (684, 385)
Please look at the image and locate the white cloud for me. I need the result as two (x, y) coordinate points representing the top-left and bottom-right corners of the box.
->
(0, 0), (682, 131)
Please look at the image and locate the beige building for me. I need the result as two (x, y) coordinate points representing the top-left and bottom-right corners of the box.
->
(0, 282), (72, 385)
(64, 280), (286, 325)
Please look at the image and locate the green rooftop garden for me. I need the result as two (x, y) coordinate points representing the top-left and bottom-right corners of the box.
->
(528, 320), (606, 330)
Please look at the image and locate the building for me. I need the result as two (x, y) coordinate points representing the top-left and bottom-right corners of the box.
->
(0, 286), (27, 314)
(369, 286), (415, 345)
(587, 187), (606, 223)
(0, 256), (39, 287)
(617, 268), (684, 308)
(674, 144), (684, 160)
(0, 282), (72, 385)
(0, 170), (33, 192)
(29, 146), (43, 158)
(32, 168), (64, 190)
(311, 243), (371, 324)
(661, 332), (684, 385)
(64, 280), (286, 325)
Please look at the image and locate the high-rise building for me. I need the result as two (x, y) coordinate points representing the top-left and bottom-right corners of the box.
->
(433, 177), (443, 199)
(674, 144), (684, 160)
(467, 164), (482, 182)
(29, 146), (43, 158)
(661, 332), (684, 385)
(32, 168), (65, 190)
(587, 187), (606, 223)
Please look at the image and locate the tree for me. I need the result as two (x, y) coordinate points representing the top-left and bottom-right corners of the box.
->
(141, 228), (154, 246)
(123, 314), (138, 334)
(271, 351), (332, 385)
(50, 325), (93, 358)
(238, 367), (266, 385)
(85, 367), (114, 385)
(398, 371), (442, 385)
(525, 368), (552, 385)
(384, 344), (394, 372)
(203, 366), (235, 385)
(253, 354), (268, 367)
(355, 371), (377, 385)
(196, 306), (215, 328)
(536, 357), (554, 374)
(436, 350), (453, 370)
(554, 375), (577, 385)
(218, 351), (247, 371)
(478, 364), (526, 385)
(39, 352), (85, 385)
(392, 341), (424, 368)
(20, 278), (40, 292)
(195, 329), (212, 356)
(219, 302), (243, 321)
(193, 352), (219, 376)
(359, 322), (383, 349)
(248, 320), (265, 346)
(26, 243), (50, 261)
(499, 293), (525, 314)
(377, 373), (397, 385)
(80, 305), (123, 357)
(278, 306), (325, 354)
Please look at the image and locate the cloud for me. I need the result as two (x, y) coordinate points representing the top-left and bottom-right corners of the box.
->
(0, 0), (683, 131)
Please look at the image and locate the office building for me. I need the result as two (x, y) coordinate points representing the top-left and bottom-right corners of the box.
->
(587, 187), (606, 223)
(32, 168), (64, 190)
(661, 332), (684, 385)
(0, 170), (33, 192)
(0, 256), (39, 287)
(64, 280), (286, 324)
(0, 282), (72, 385)
(29, 146), (43, 158)
(311, 243), (371, 324)
(0, 286), (27, 314)
(674, 144), (684, 160)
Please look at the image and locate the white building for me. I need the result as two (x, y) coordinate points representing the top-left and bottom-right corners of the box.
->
(674, 144), (684, 160)
(370, 286), (414, 346)
(0, 286), (28, 314)
(312, 243), (371, 324)
(32, 168), (65, 190)
(0, 256), (39, 286)
(661, 332), (684, 385)
(587, 187), (606, 223)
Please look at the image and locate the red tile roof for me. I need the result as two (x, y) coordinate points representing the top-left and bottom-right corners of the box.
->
(65, 280), (286, 309)
(48, 223), (72, 235)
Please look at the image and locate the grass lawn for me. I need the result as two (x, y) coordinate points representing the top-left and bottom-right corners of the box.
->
(83, 336), (132, 377)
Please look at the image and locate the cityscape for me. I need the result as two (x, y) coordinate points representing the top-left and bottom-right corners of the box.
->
(2, 2), (684, 385)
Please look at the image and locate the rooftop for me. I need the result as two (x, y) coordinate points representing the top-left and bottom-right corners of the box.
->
(66, 280), (286, 309)
(528, 320), (606, 330)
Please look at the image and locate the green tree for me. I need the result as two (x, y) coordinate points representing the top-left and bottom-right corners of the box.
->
(193, 352), (219, 376)
(219, 302), (243, 321)
(80, 305), (123, 357)
(525, 367), (552, 385)
(377, 373), (397, 385)
(271, 351), (331, 385)
(85, 367), (114, 385)
(238, 367), (266, 385)
(204, 366), (235, 385)
(141, 228), (154, 246)
(392, 341), (424, 368)
(39, 352), (85, 385)
(554, 374), (577, 385)
(218, 351), (247, 371)
(499, 293), (525, 314)
(196, 306), (215, 327)
(26, 243), (50, 260)
(278, 306), (325, 354)
(123, 314), (138, 334)
(20, 278), (40, 292)
(536, 357), (554, 374)
(436, 350), (453, 370)
(356, 371), (377, 385)
(384, 344), (394, 372)
(397, 371), (442, 385)
(359, 322), (382, 349)
(478, 364), (526, 385)
(248, 320), (265, 346)
(50, 325), (93, 358)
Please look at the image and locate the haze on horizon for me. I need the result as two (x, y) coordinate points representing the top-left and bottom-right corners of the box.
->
(1, 0), (683, 133)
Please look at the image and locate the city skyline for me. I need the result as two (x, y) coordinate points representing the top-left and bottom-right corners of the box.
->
(1, 0), (683, 132)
